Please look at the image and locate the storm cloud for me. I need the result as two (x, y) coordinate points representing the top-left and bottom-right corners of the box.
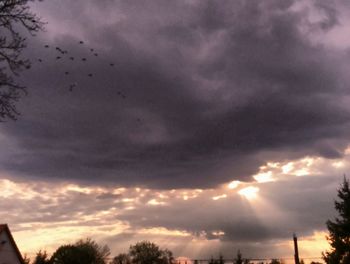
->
(1, 0), (350, 190)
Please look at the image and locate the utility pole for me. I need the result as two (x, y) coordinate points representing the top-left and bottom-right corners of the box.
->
(293, 233), (300, 264)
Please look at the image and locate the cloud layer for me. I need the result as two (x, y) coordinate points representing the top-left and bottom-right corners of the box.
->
(0, 171), (337, 259)
(1, 0), (350, 188)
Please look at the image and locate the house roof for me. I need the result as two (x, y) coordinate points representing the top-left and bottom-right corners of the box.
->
(0, 224), (25, 264)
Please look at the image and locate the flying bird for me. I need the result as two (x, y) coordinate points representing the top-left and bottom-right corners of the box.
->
(55, 47), (66, 55)
(117, 91), (126, 99)
(69, 82), (77, 91)
(38, 40), (116, 90)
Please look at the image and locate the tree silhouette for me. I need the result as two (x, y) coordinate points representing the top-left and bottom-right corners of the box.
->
(33, 250), (50, 264)
(22, 254), (30, 264)
(50, 244), (81, 264)
(269, 260), (283, 264)
(218, 254), (224, 264)
(0, 0), (44, 121)
(208, 254), (224, 264)
(111, 253), (131, 264)
(234, 250), (243, 264)
(50, 238), (110, 264)
(323, 176), (350, 263)
(208, 257), (217, 264)
(128, 241), (175, 264)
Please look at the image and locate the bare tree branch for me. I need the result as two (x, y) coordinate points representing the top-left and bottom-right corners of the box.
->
(0, 0), (44, 121)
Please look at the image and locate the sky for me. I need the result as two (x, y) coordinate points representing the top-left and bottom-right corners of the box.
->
(2, 0), (350, 262)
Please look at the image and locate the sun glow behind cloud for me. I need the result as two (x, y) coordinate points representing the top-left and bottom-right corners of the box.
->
(147, 199), (167, 205)
(238, 186), (259, 200)
(251, 154), (350, 185)
(212, 194), (227, 200)
(253, 171), (274, 183)
(228, 180), (240, 189)
(139, 227), (191, 237)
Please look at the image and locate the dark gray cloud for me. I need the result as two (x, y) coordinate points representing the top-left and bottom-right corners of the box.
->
(1, 0), (350, 188)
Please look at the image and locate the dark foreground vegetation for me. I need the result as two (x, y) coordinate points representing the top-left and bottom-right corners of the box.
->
(24, 241), (307, 264)
(0, 0), (44, 120)
(25, 241), (324, 264)
(27, 240), (174, 264)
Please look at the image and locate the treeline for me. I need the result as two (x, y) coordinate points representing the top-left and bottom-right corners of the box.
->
(25, 240), (174, 264)
(203, 252), (321, 264)
(24, 239), (322, 264)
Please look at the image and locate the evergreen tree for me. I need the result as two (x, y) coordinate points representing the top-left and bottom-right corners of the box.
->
(235, 250), (243, 264)
(323, 177), (350, 263)
(208, 257), (216, 264)
(218, 253), (224, 264)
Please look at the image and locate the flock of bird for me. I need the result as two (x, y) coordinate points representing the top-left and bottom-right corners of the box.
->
(35, 41), (124, 97)
(32, 40), (145, 123)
